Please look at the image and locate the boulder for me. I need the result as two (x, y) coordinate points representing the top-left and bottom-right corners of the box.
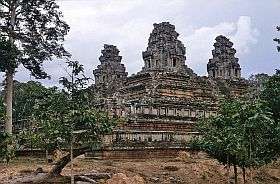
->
(106, 173), (145, 184)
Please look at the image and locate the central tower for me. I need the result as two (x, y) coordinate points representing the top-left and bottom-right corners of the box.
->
(141, 22), (194, 75)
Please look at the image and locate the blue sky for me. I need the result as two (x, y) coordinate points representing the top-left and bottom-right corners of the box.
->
(1, 0), (280, 86)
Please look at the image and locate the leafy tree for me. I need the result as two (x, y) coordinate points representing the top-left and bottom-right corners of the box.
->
(274, 26), (280, 52)
(0, 80), (48, 120)
(0, 0), (70, 136)
(195, 99), (279, 184)
(197, 100), (244, 183)
(235, 100), (280, 183)
(0, 81), (49, 157)
(12, 81), (47, 120)
(30, 61), (114, 179)
(261, 70), (280, 123)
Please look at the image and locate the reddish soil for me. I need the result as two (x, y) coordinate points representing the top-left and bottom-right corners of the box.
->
(1, 154), (280, 184)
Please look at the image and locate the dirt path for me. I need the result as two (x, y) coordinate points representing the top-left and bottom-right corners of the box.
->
(1, 156), (280, 183)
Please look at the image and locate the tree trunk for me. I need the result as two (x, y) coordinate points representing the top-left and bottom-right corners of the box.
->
(49, 147), (88, 175)
(234, 162), (238, 184)
(227, 154), (230, 184)
(5, 72), (13, 134)
(45, 149), (48, 162)
(242, 166), (246, 183)
(70, 135), (74, 184)
(5, 0), (17, 136)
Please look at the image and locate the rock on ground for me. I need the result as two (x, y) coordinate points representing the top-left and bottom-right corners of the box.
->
(106, 173), (145, 184)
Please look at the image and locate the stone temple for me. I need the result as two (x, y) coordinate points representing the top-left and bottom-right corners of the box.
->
(89, 22), (253, 158)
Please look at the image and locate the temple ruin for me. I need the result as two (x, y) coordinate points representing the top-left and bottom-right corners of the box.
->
(89, 22), (253, 158)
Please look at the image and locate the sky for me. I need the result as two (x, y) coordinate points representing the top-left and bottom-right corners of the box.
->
(2, 0), (280, 86)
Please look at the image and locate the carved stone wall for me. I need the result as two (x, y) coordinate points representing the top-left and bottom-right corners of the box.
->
(91, 23), (253, 154)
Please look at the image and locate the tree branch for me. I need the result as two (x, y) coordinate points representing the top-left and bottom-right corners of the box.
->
(49, 147), (89, 175)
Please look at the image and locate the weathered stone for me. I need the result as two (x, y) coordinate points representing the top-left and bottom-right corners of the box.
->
(207, 35), (241, 79)
(90, 22), (255, 158)
(106, 173), (145, 184)
(141, 22), (196, 76)
(93, 44), (127, 86)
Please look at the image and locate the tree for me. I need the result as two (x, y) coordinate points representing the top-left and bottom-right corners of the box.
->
(0, 0), (70, 137)
(197, 100), (244, 184)
(234, 100), (280, 183)
(0, 80), (48, 120)
(27, 61), (114, 182)
(195, 99), (279, 184)
(261, 70), (280, 123)
(274, 26), (280, 52)
(19, 86), (73, 159)
(0, 87), (15, 162)
(12, 81), (47, 120)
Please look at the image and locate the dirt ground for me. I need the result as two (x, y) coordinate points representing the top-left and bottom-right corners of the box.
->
(1, 154), (280, 184)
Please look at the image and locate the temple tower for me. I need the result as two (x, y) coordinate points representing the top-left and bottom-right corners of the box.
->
(207, 35), (241, 79)
(141, 22), (194, 75)
(93, 44), (127, 85)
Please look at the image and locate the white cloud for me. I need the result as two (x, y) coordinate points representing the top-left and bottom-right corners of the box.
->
(231, 16), (258, 54)
(3, 0), (278, 86)
(184, 16), (258, 76)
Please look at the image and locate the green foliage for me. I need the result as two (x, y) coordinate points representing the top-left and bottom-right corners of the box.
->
(24, 60), (114, 154)
(261, 70), (280, 122)
(10, 81), (47, 120)
(194, 99), (280, 171)
(0, 38), (20, 73)
(0, 0), (70, 162)
(274, 26), (280, 52)
(0, 0), (70, 77)
(0, 103), (17, 162)
(0, 131), (16, 162)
